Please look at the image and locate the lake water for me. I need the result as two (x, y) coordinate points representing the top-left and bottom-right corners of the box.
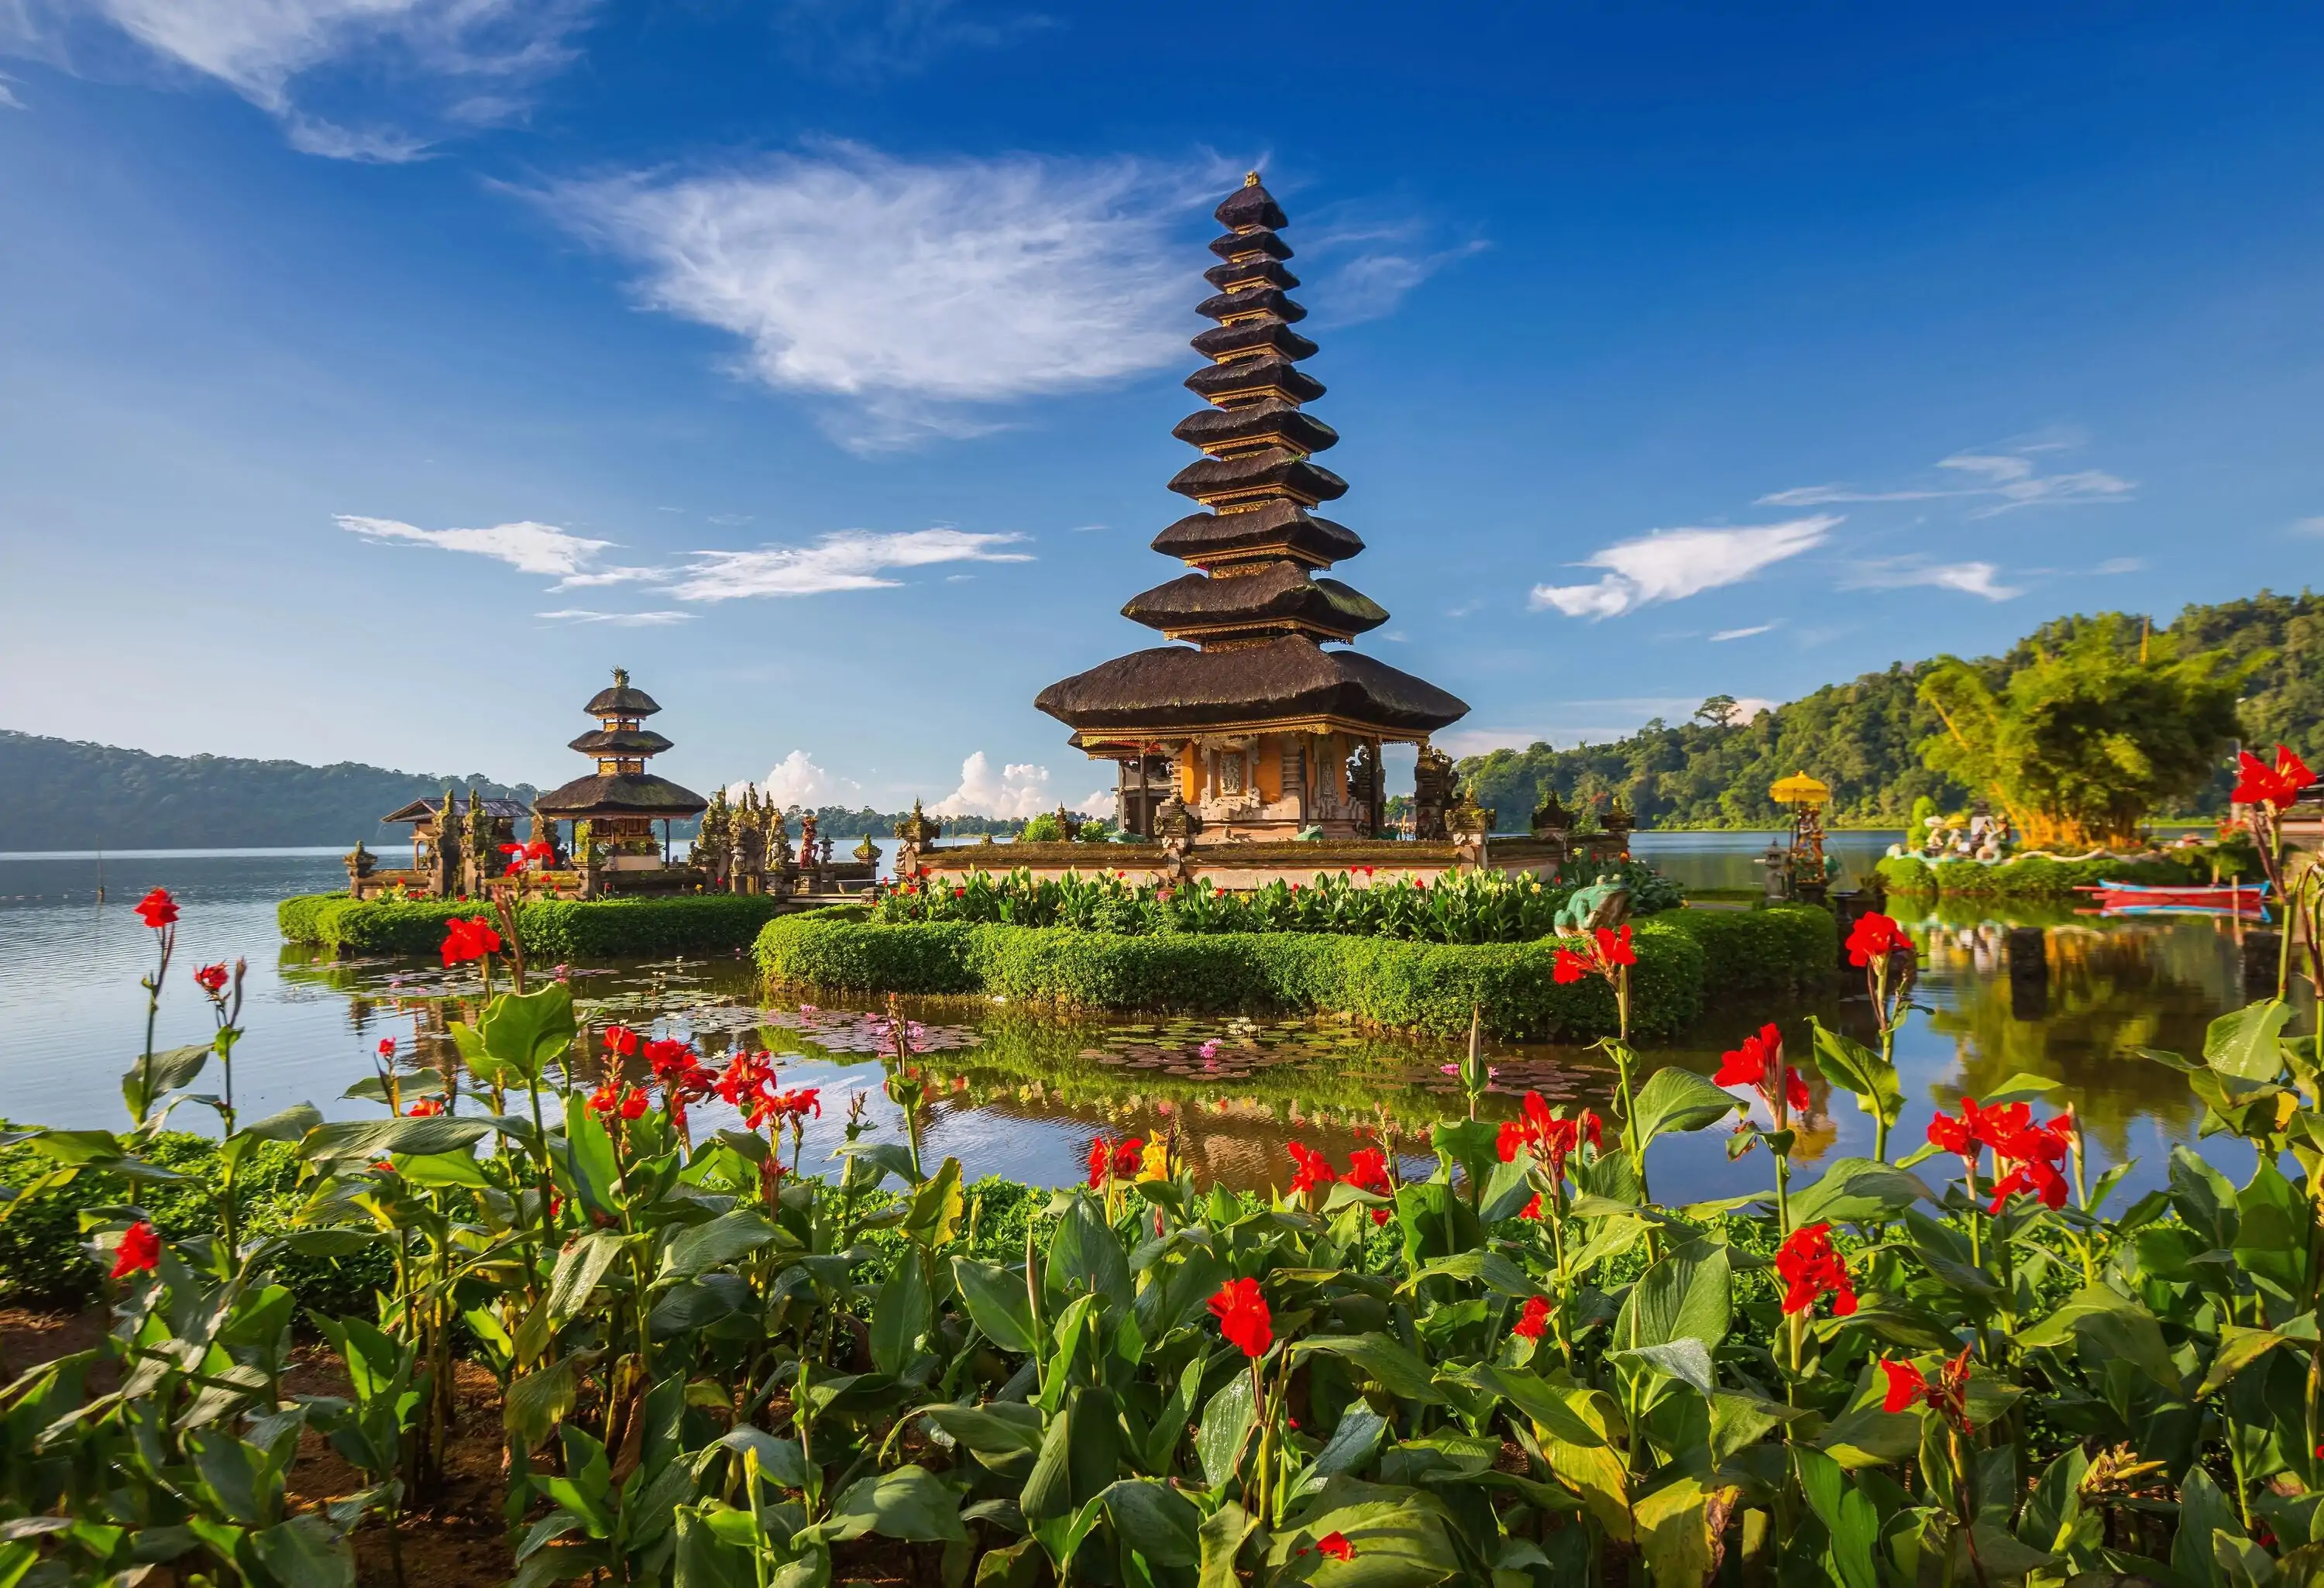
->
(0, 834), (2288, 1205)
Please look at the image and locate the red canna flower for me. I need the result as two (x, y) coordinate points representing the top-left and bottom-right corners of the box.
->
(1287, 1141), (1337, 1197)
(1773, 1222), (1857, 1317)
(603, 1024), (643, 1058)
(2233, 745), (2317, 811)
(504, 858), (527, 876)
(1844, 912), (1911, 968)
(377, 1037), (396, 1058)
(1520, 1192), (1545, 1220)
(192, 962), (229, 995)
(1926, 1102), (1977, 1158)
(1879, 1345), (1975, 1429)
(404, 1097), (445, 1117)
(1309, 1533), (1356, 1562)
(1551, 947), (1593, 985)
(1989, 1158), (2068, 1213)
(438, 915), (501, 968)
(133, 887), (178, 929)
(587, 1081), (648, 1120)
(525, 838), (556, 861)
(1512, 1295), (1552, 1339)
(1112, 1136), (1144, 1177)
(1208, 1277), (1274, 1357)
(111, 1219), (161, 1277)
(1594, 923), (1635, 967)
(1344, 1146), (1394, 1224)
(1715, 1024), (1810, 1117)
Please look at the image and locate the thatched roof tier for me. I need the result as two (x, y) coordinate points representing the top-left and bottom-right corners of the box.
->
(1171, 400), (1339, 458)
(1195, 286), (1307, 325)
(1190, 321), (1318, 363)
(1122, 562), (1387, 641)
(1184, 355), (1325, 407)
(1169, 452), (1349, 508)
(569, 727), (674, 757)
(1205, 258), (1300, 293)
(535, 772), (706, 820)
(1208, 229), (1291, 263)
(1215, 179), (1289, 232)
(1036, 638), (1466, 737)
(584, 680), (662, 717)
(1150, 503), (1363, 569)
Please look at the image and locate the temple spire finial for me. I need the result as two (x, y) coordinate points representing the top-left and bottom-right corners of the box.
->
(1244, 170), (1260, 187)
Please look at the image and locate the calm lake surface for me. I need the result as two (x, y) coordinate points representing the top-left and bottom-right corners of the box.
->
(0, 834), (2286, 1204)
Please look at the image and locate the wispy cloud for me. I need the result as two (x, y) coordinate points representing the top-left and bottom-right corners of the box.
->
(335, 515), (650, 585)
(662, 528), (1032, 600)
(1710, 624), (1775, 642)
(0, 71), (24, 108)
(2295, 517), (2324, 538)
(768, 0), (1053, 81)
(541, 146), (1229, 450)
(340, 514), (1030, 601)
(1844, 558), (2023, 601)
(2, 0), (595, 160)
(2095, 556), (2145, 575)
(1445, 600), (1483, 619)
(1760, 445), (2134, 518)
(535, 609), (693, 626)
(1530, 517), (1837, 620)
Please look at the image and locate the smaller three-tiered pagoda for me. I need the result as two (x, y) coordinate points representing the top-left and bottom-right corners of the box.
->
(535, 669), (707, 868)
(1035, 174), (1469, 842)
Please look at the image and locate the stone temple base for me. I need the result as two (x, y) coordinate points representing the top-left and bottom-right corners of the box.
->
(901, 835), (1629, 891)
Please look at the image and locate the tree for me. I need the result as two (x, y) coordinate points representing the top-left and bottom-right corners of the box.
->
(1694, 695), (1741, 728)
(1915, 614), (2254, 849)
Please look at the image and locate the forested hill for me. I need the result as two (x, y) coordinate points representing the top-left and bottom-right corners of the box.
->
(1457, 588), (2321, 831)
(0, 732), (541, 851)
(0, 732), (1033, 851)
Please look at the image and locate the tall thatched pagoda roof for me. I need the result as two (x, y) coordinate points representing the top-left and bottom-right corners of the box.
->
(1035, 174), (1466, 744)
(535, 668), (705, 821)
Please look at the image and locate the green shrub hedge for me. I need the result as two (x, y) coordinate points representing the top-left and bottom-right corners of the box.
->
(278, 892), (783, 958)
(755, 904), (1835, 1040)
(1876, 851), (2205, 899)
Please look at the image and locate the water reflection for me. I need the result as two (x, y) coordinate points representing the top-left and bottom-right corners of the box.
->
(0, 844), (2295, 1205)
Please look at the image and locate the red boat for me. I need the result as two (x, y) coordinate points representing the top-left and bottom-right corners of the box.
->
(2075, 879), (2271, 915)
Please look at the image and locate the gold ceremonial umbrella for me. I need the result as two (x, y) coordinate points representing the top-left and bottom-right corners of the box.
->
(1769, 772), (1831, 806)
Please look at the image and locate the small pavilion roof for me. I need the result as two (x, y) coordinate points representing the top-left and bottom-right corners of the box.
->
(382, 794), (529, 825)
(1150, 503), (1363, 569)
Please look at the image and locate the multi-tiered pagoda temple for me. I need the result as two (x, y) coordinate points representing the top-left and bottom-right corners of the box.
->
(535, 669), (707, 869)
(1036, 175), (1469, 843)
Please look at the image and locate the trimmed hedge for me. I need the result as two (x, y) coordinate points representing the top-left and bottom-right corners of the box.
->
(1876, 851), (2205, 899)
(279, 892), (783, 959)
(755, 904), (1837, 1041)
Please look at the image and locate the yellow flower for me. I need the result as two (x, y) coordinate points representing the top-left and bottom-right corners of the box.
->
(1138, 1136), (1173, 1181)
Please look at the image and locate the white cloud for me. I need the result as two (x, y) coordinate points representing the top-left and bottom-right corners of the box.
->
(1844, 559), (2023, 601)
(1319, 240), (1487, 325)
(1758, 446), (2134, 517)
(0, 71), (24, 108)
(341, 514), (1030, 601)
(1709, 624), (1775, 642)
(1530, 517), (1836, 620)
(663, 528), (1031, 600)
(3, 0), (593, 160)
(544, 146), (1226, 449)
(335, 514), (649, 584)
(2293, 517), (2324, 537)
(535, 608), (691, 626)
(926, 751), (1106, 820)
(1729, 696), (1780, 721)
(734, 751), (862, 810)
(2095, 557), (2146, 575)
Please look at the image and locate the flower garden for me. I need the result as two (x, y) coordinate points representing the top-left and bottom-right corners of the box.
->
(0, 748), (2315, 1587)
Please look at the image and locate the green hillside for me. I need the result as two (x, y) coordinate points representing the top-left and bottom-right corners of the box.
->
(0, 732), (541, 852)
(1456, 587), (2317, 831)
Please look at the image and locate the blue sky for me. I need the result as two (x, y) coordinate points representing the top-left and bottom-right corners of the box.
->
(2, 2), (2319, 817)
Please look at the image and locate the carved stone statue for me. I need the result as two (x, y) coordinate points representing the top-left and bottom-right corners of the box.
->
(1411, 746), (1455, 841)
